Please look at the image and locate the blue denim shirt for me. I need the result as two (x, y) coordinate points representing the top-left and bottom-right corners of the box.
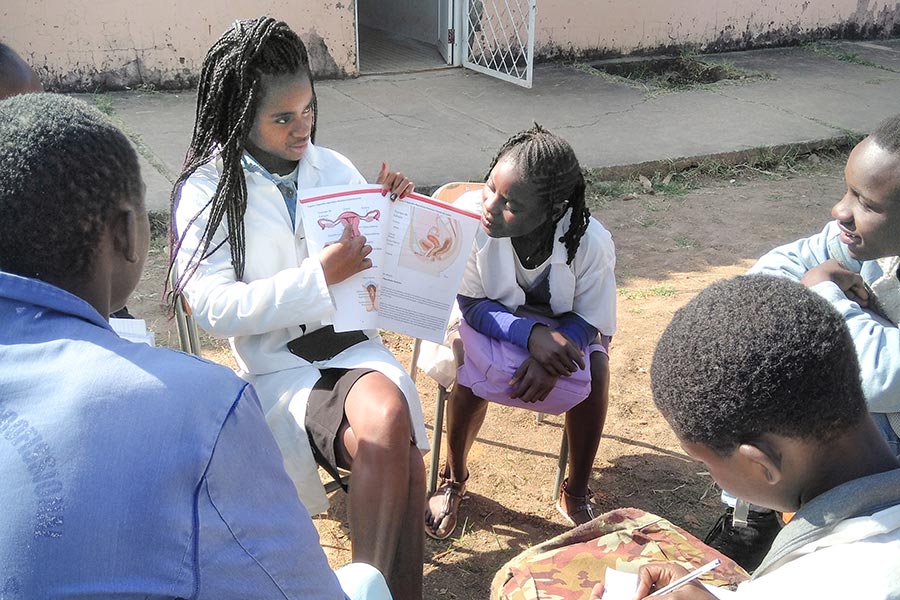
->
(0, 272), (346, 599)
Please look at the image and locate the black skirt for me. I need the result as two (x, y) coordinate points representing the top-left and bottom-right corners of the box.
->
(305, 367), (374, 491)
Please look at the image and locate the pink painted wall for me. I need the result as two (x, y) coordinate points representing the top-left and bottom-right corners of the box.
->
(1, 1), (358, 90)
(3, 0), (900, 89)
(535, 0), (900, 58)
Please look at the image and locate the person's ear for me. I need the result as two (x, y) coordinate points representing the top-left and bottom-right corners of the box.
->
(736, 441), (783, 486)
(110, 201), (141, 264)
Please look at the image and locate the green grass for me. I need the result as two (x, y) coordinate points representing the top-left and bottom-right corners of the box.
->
(674, 235), (699, 249)
(651, 284), (676, 297)
(576, 49), (772, 97)
(581, 136), (856, 214)
(651, 172), (698, 196)
(834, 52), (878, 67)
(619, 285), (676, 300)
(90, 94), (115, 116)
(674, 139), (856, 184)
(802, 43), (896, 72)
(148, 210), (169, 240)
(642, 197), (670, 213)
(583, 170), (641, 210)
(586, 177), (635, 198)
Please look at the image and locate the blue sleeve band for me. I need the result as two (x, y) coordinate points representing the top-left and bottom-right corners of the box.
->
(457, 295), (538, 349)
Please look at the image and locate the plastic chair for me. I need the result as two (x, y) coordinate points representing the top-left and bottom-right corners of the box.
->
(410, 182), (569, 499)
(169, 267), (349, 494)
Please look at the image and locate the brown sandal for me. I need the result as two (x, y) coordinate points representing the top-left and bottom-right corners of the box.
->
(556, 478), (597, 526)
(425, 468), (468, 540)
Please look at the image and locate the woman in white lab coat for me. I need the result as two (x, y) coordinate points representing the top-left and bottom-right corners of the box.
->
(170, 18), (426, 599)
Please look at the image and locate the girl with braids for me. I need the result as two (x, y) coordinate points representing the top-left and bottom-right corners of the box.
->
(170, 17), (424, 598)
(425, 124), (616, 539)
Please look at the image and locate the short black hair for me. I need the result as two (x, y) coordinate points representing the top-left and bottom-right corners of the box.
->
(651, 275), (866, 455)
(0, 93), (142, 282)
(870, 113), (900, 154)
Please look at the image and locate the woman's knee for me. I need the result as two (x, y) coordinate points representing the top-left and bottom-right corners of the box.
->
(449, 382), (488, 410)
(589, 351), (609, 377)
(589, 351), (610, 387)
(346, 372), (412, 439)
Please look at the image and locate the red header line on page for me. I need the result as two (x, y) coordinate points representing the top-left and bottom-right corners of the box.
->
(300, 187), (480, 219)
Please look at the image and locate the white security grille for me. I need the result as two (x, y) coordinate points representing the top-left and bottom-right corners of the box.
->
(462, 0), (537, 88)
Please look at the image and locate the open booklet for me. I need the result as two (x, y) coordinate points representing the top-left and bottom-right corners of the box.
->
(299, 185), (480, 343)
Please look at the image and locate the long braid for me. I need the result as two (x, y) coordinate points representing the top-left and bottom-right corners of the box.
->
(167, 17), (315, 307)
(487, 124), (590, 264)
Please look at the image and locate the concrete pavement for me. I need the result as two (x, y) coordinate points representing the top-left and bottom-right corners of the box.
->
(89, 39), (900, 213)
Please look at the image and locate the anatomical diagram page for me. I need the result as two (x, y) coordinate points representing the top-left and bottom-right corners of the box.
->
(300, 185), (479, 342)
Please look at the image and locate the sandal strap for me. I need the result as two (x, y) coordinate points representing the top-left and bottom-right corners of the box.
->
(426, 469), (468, 540)
(566, 496), (596, 520)
(439, 464), (469, 489)
(560, 479), (597, 522)
(560, 479), (593, 503)
(437, 477), (466, 497)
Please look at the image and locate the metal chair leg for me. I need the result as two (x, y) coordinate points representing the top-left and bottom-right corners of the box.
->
(174, 301), (191, 353)
(428, 384), (448, 494)
(186, 309), (202, 356)
(553, 431), (569, 501)
(408, 337), (422, 384)
(170, 267), (203, 357)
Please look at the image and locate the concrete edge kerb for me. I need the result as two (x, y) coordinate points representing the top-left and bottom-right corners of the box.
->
(591, 134), (863, 181)
(145, 134), (862, 225)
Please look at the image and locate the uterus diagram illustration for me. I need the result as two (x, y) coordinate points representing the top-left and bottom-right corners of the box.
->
(399, 208), (463, 275)
(318, 209), (381, 237)
(362, 282), (379, 312)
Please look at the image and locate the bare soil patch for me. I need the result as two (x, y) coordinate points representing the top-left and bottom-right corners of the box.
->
(130, 154), (844, 599)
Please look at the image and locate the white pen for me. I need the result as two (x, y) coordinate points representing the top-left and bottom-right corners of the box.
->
(647, 558), (721, 597)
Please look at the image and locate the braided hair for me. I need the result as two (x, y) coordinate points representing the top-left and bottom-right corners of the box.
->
(168, 16), (315, 300)
(485, 124), (589, 264)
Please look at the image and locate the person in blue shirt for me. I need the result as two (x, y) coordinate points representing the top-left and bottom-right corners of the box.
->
(0, 93), (389, 598)
(0, 43), (42, 100)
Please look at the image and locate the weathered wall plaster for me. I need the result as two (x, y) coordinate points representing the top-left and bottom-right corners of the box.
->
(3, 0), (900, 90)
(534, 0), (900, 60)
(1, 1), (358, 91)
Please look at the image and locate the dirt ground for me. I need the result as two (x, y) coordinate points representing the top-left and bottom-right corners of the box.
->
(130, 152), (845, 599)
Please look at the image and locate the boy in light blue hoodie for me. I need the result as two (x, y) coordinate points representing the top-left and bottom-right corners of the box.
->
(707, 114), (900, 571)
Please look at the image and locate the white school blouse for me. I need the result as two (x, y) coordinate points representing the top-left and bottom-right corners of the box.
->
(456, 190), (617, 336)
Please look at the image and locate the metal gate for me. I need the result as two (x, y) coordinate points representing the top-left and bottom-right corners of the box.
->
(462, 0), (537, 88)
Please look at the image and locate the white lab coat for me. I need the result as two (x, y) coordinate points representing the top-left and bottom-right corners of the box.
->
(174, 143), (428, 514)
